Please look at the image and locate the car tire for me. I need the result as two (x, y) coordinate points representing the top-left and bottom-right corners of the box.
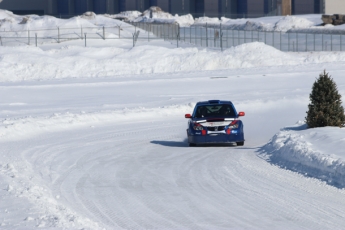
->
(189, 143), (196, 147)
(236, 141), (244, 146)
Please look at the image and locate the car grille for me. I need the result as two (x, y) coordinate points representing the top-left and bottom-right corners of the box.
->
(207, 126), (225, 131)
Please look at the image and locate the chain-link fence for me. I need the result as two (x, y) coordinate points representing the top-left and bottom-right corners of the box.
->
(0, 25), (135, 46)
(130, 22), (345, 52)
(183, 26), (345, 52)
(1, 22), (345, 52)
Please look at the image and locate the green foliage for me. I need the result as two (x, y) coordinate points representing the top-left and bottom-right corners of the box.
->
(306, 70), (345, 128)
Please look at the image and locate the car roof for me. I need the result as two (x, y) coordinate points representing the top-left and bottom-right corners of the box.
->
(195, 100), (233, 106)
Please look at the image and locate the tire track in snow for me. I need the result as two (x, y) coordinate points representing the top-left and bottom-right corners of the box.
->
(49, 123), (184, 229)
(5, 119), (345, 229)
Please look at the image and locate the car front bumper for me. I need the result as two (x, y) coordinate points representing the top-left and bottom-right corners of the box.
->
(188, 133), (244, 144)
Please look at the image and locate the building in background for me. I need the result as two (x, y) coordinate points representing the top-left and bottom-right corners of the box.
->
(0, 0), (54, 15)
(277, 0), (292, 16)
(292, 0), (323, 15)
(325, 0), (345, 14)
(0, 0), (343, 19)
(219, 0), (238, 18)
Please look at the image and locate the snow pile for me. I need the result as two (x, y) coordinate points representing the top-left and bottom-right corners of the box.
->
(110, 10), (142, 21)
(273, 16), (315, 32)
(261, 122), (345, 188)
(232, 20), (270, 31)
(133, 7), (194, 27)
(0, 42), (306, 82)
(194, 16), (272, 30)
(193, 15), (325, 32)
(194, 16), (221, 25)
(0, 9), (128, 31)
(4, 41), (345, 82)
(80, 11), (96, 20)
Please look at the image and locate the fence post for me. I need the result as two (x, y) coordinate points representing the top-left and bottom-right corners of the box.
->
(28, 29), (30, 45)
(244, 30), (246, 44)
(296, 32), (298, 52)
(35, 33), (37, 47)
(279, 31), (282, 51)
(232, 30), (234, 46)
(272, 31), (274, 47)
(103, 26), (105, 40)
(305, 33), (307, 51)
(168, 24), (170, 40)
(58, 27), (60, 43)
(219, 23), (223, 51)
(84, 33), (86, 47)
(322, 33), (324, 51)
(220, 23), (223, 51)
(206, 23), (208, 47)
(0, 36), (2, 46)
(341, 34), (343, 51)
(258, 30), (259, 42)
(201, 27), (202, 46)
(331, 34), (333, 51)
(177, 32), (179, 48)
(288, 32), (290, 51)
(189, 26), (191, 43)
(238, 30), (240, 45)
(314, 33), (315, 51)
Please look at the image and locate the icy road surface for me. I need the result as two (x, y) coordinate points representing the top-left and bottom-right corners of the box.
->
(1, 65), (345, 229)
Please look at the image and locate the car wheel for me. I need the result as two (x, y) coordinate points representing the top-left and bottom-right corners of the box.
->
(189, 143), (196, 147)
(236, 141), (244, 146)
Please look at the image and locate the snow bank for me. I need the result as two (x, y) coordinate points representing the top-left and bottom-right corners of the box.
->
(273, 16), (315, 31)
(0, 103), (195, 140)
(194, 16), (221, 25)
(3, 41), (345, 82)
(132, 7), (194, 27)
(261, 121), (345, 188)
(193, 15), (332, 32)
(0, 42), (300, 82)
(110, 10), (142, 21)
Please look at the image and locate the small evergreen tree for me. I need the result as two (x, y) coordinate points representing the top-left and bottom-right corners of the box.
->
(306, 70), (345, 128)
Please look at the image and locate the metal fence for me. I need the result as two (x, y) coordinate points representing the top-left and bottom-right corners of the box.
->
(1, 22), (345, 52)
(0, 25), (132, 46)
(134, 22), (345, 52)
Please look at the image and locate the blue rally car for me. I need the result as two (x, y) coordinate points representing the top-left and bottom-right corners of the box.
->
(185, 100), (245, 146)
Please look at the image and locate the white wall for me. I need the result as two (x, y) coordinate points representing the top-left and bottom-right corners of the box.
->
(325, 0), (345, 14)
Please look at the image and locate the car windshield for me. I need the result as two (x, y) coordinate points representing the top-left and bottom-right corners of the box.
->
(194, 104), (236, 118)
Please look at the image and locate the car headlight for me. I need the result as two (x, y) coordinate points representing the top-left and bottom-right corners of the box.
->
(193, 123), (204, 130)
(228, 120), (239, 129)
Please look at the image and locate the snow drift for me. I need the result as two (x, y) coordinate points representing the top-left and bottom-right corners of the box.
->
(261, 122), (345, 188)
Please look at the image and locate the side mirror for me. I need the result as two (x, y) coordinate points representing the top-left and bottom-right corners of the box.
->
(185, 114), (192, 118)
(238, 112), (245, 117)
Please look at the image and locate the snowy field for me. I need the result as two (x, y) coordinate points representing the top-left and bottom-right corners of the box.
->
(1, 9), (345, 229)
